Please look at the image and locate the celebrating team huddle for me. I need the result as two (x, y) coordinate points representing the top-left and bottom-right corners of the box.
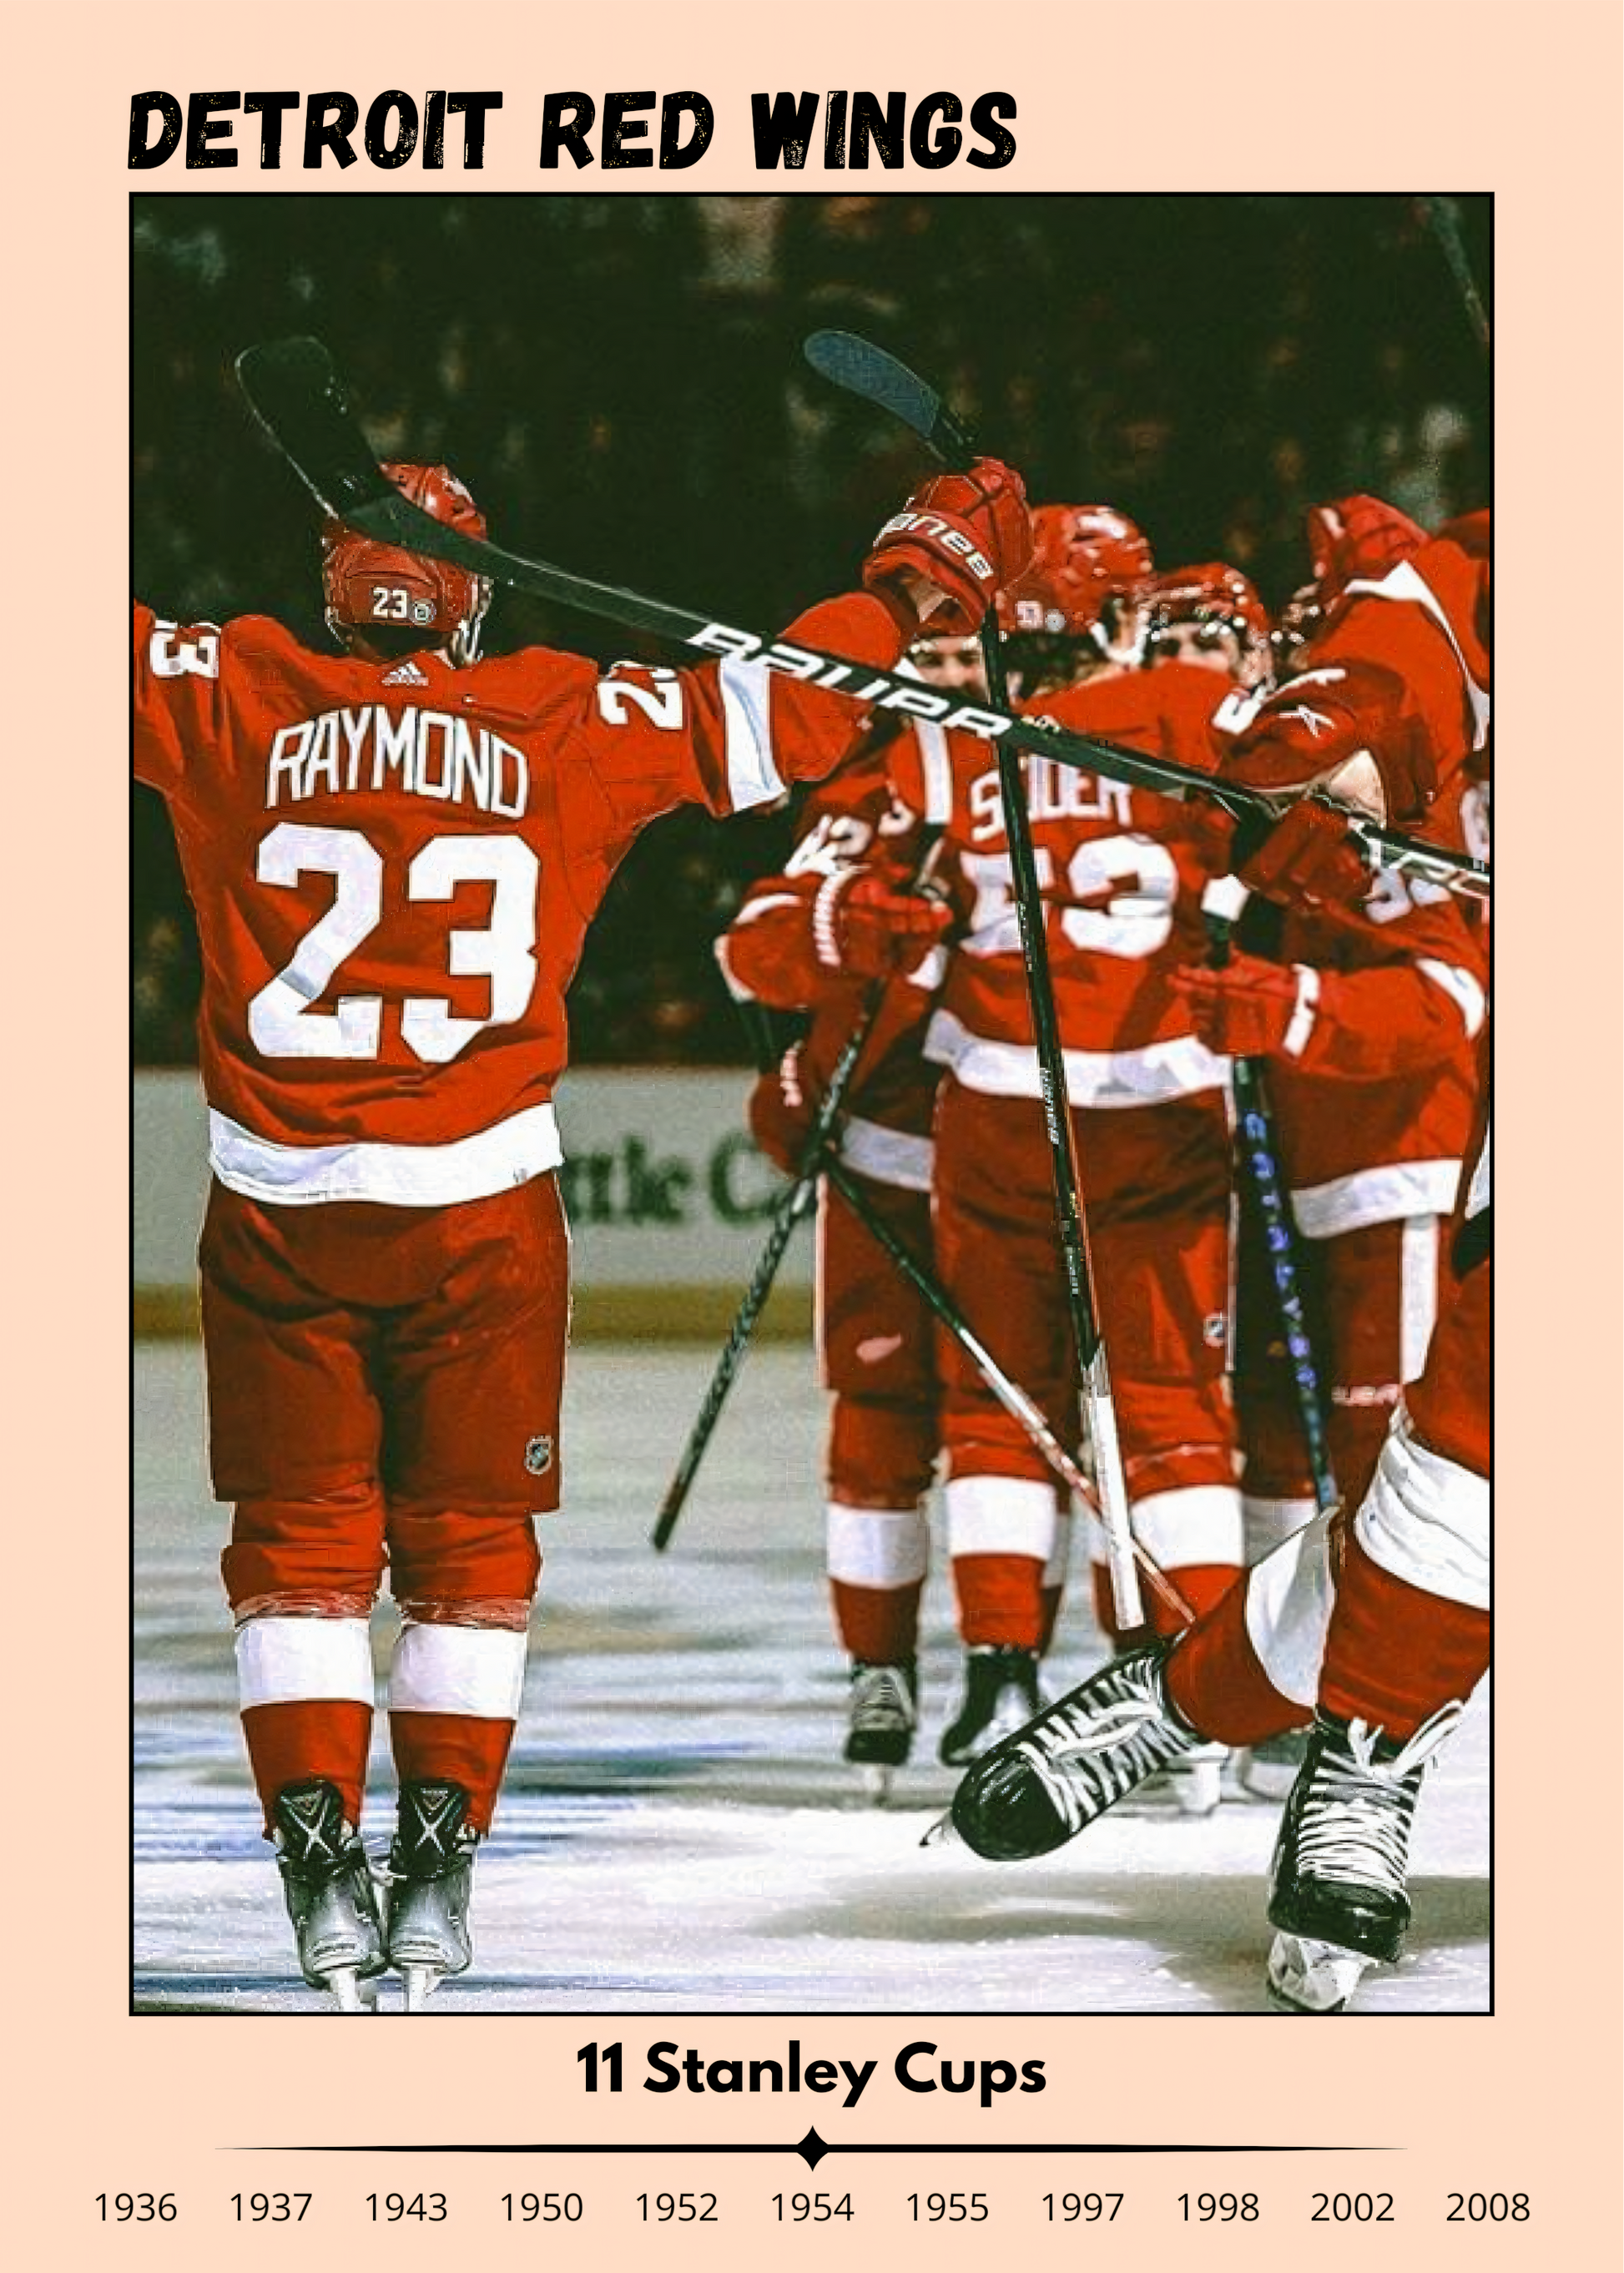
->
(134, 333), (1490, 2017)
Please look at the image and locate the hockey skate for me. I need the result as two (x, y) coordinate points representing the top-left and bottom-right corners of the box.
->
(938, 1646), (1042, 1767)
(1265, 1703), (1462, 2013)
(270, 1778), (386, 2013)
(948, 1641), (1212, 1859)
(384, 1780), (479, 2011)
(844, 1661), (917, 1803)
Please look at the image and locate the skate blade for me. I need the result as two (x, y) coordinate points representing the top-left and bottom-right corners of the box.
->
(401, 1963), (445, 2012)
(1266, 1932), (1373, 2014)
(323, 1965), (378, 2013)
(919, 1810), (960, 1849)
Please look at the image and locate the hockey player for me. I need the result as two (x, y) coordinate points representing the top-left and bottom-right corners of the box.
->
(1179, 498), (1486, 1794)
(895, 543), (1263, 1799)
(712, 506), (1153, 1787)
(718, 739), (951, 1795)
(948, 512), (1490, 2013)
(134, 449), (1032, 2006)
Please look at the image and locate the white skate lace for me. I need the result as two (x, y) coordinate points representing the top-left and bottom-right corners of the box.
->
(1294, 1706), (1462, 1892)
(1005, 1682), (1194, 1834)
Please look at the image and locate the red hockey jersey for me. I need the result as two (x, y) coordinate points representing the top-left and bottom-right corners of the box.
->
(890, 662), (1234, 1106)
(1223, 511), (1492, 1233)
(134, 595), (902, 1204)
(719, 729), (941, 1178)
(1265, 779), (1488, 1232)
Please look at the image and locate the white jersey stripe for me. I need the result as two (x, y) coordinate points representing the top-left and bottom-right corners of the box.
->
(925, 1006), (1227, 1108)
(1290, 1157), (1462, 1239)
(717, 657), (788, 812)
(209, 1100), (562, 1207)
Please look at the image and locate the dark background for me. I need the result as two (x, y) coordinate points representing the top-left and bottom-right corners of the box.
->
(133, 191), (1490, 1066)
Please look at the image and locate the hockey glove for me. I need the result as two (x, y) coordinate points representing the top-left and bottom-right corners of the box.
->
(1173, 951), (1322, 1061)
(1306, 495), (1427, 599)
(1233, 800), (1371, 910)
(863, 458), (1032, 636)
(812, 869), (951, 980)
(1223, 658), (1440, 822)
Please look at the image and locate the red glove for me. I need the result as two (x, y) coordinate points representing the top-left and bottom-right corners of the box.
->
(1235, 800), (1371, 910)
(1179, 798), (1238, 880)
(1305, 495), (1427, 599)
(862, 457), (1032, 635)
(748, 1044), (816, 1177)
(812, 869), (951, 980)
(1225, 658), (1434, 821)
(1173, 952), (1323, 1061)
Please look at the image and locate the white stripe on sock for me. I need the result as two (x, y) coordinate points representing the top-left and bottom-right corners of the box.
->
(389, 1622), (529, 1719)
(236, 1615), (375, 1709)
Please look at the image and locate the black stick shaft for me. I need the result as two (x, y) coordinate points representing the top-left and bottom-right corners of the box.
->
(976, 638), (1145, 1628)
(649, 993), (882, 1551)
(1233, 1063), (1339, 1515)
(1204, 899), (1337, 1515)
(801, 325), (1149, 1630)
(653, 825), (945, 1550)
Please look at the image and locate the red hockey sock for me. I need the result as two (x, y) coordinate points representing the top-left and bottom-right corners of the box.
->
(1318, 1531), (1490, 1739)
(830, 1578), (924, 1666)
(951, 1553), (1047, 1651)
(1165, 1579), (1304, 1746)
(387, 1711), (516, 1834)
(241, 1700), (373, 1836)
(1152, 1560), (1236, 1634)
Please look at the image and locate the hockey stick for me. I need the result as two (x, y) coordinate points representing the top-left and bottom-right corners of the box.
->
(232, 338), (1488, 906)
(650, 830), (945, 1550)
(648, 994), (881, 1552)
(804, 326), (1144, 1628)
(820, 1157), (1193, 1625)
(1415, 195), (1491, 359)
(1234, 1066), (1339, 1516)
(804, 328), (976, 465)
(1202, 888), (1339, 1518)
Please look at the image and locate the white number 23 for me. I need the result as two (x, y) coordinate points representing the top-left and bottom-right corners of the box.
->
(247, 822), (539, 1064)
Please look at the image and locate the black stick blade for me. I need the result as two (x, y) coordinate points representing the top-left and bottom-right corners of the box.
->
(235, 336), (399, 521)
(803, 329), (976, 466)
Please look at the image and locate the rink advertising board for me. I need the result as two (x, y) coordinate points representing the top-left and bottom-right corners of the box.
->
(135, 1068), (815, 1335)
(65, 8), (1624, 2270)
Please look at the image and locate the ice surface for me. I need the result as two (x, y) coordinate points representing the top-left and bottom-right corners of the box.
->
(134, 1339), (1489, 2015)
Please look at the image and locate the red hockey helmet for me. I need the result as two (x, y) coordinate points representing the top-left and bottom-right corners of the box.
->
(321, 461), (493, 665)
(1304, 494), (1428, 602)
(1135, 562), (1273, 689)
(996, 503), (1154, 638)
(993, 503), (1154, 693)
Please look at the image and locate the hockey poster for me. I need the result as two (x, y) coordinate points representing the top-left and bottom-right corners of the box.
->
(13, 0), (1623, 2265)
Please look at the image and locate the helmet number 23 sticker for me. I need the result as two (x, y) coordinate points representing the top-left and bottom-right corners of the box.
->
(247, 821), (539, 1063)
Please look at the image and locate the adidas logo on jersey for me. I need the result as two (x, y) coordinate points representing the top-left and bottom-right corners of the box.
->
(381, 659), (430, 686)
